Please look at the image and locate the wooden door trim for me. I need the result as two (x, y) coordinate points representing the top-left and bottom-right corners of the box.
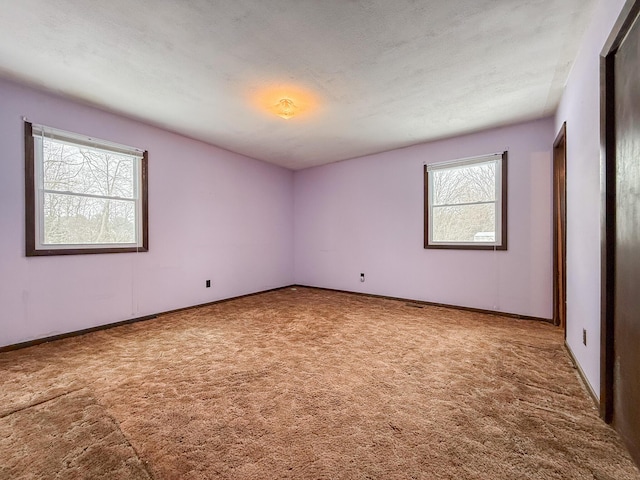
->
(553, 122), (567, 331)
(599, 0), (640, 423)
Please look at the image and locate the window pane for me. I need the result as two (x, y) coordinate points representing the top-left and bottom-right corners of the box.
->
(432, 203), (496, 243)
(432, 162), (496, 205)
(43, 193), (136, 245)
(43, 139), (135, 199)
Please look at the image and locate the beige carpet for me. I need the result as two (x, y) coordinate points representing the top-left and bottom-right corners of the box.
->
(0, 287), (638, 479)
(0, 388), (150, 479)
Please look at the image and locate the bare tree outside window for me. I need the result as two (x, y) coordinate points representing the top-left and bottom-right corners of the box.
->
(42, 139), (136, 245)
(25, 121), (148, 256)
(424, 152), (507, 250)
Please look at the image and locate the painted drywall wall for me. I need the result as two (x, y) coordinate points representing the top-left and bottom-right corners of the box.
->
(294, 118), (554, 319)
(555, 0), (627, 398)
(0, 78), (294, 348)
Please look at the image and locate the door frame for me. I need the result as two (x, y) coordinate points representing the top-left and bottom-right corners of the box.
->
(553, 123), (567, 332)
(599, 0), (640, 423)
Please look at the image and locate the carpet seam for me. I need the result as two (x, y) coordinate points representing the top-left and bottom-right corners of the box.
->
(0, 387), (88, 419)
(96, 402), (156, 480)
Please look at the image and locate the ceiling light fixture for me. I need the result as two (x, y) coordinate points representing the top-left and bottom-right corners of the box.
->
(276, 98), (296, 119)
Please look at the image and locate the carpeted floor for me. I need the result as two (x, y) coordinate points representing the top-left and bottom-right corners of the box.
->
(0, 287), (638, 479)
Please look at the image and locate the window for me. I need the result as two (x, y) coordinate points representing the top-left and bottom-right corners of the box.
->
(24, 121), (148, 256)
(424, 152), (507, 250)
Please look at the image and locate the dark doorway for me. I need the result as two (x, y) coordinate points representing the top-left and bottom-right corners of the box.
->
(601, 0), (640, 466)
(553, 123), (567, 331)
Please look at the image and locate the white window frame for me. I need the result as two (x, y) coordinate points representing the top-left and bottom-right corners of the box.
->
(424, 151), (508, 250)
(25, 122), (149, 256)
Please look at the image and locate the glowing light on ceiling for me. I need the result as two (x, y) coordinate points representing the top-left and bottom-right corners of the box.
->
(253, 85), (318, 120)
(276, 98), (296, 119)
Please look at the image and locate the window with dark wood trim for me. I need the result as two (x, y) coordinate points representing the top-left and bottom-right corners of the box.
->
(424, 151), (508, 250)
(24, 121), (148, 256)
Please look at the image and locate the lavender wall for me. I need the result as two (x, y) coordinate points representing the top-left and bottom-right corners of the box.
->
(0, 78), (294, 348)
(294, 118), (554, 319)
(555, 0), (626, 397)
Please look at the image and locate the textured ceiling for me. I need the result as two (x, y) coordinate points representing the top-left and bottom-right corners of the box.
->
(0, 1), (596, 170)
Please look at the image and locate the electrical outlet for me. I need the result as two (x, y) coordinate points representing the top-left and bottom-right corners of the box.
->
(582, 328), (587, 346)
(206, 280), (211, 288)
(360, 273), (365, 282)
